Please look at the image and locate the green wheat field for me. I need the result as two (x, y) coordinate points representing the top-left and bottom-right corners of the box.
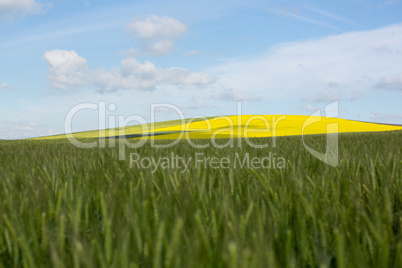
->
(0, 131), (401, 267)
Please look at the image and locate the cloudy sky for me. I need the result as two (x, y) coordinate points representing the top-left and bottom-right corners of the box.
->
(1, 0), (402, 139)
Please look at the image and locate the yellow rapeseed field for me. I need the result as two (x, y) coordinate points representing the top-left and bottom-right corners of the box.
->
(34, 115), (402, 140)
(145, 115), (402, 139)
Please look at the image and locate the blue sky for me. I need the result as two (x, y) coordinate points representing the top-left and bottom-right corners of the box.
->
(1, 0), (402, 139)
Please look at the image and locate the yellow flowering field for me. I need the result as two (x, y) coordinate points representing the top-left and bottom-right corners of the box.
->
(33, 115), (402, 140)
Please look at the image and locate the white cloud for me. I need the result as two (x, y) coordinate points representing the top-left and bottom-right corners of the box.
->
(0, 83), (15, 90)
(122, 40), (176, 57)
(375, 72), (402, 90)
(208, 23), (402, 103)
(43, 49), (88, 89)
(144, 39), (175, 56)
(92, 57), (217, 92)
(127, 15), (187, 40)
(92, 58), (160, 92)
(43, 50), (216, 92)
(0, 0), (41, 17)
(126, 15), (187, 56)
